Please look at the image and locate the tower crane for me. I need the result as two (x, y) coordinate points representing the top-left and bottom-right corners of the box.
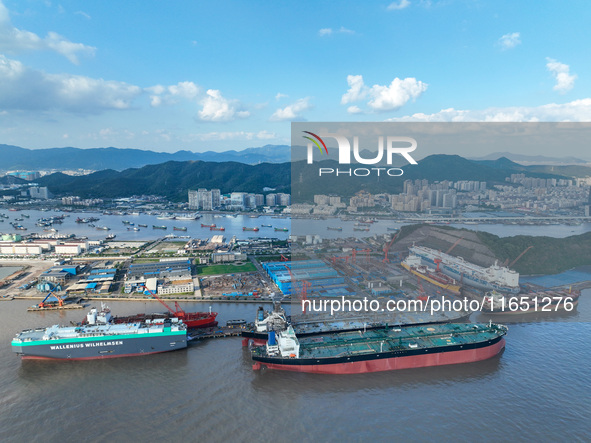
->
(382, 233), (399, 263)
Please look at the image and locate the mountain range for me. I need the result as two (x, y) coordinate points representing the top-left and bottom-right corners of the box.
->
(0, 144), (291, 170)
(2, 144), (588, 172)
(469, 151), (589, 165)
(27, 155), (574, 202)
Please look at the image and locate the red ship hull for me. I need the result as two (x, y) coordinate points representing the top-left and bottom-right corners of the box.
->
(88, 312), (218, 329)
(179, 313), (218, 328)
(254, 338), (505, 374)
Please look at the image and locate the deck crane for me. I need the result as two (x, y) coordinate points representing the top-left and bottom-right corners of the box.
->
(144, 288), (186, 317)
(446, 237), (464, 254)
(37, 290), (65, 308)
(509, 246), (533, 268)
(382, 233), (399, 263)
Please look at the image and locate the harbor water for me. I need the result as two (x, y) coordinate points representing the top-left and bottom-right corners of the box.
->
(0, 296), (590, 442)
(2, 210), (591, 242)
(1, 213), (590, 441)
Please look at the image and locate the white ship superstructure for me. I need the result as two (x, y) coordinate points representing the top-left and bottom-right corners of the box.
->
(409, 245), (520, 294)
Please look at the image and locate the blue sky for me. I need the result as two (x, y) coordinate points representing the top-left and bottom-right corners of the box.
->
(0, 0), (590, 154)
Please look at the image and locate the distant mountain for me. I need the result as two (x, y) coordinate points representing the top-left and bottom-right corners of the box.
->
(470, 151), (589, 165)
(33, 154), (569, 202)
(471, 157), (529, 170)
(0, 174), (27, 185)
(37, 160), (292, 201)
(0, 144), (291, 171)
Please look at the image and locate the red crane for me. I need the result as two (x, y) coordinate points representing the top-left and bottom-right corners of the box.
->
(283, 264), (310, 313)
(416, 276), (428, 302)
(446, 237), (464, 254)
(352, 248), (371, 263)
(280, 254), (289, 261)
(37, 290), (65, 308)
(509, 246), (533, 268)
(382, 233), (399, 263)
(433, 257), (442, 272)
(145, 288), (186, 316)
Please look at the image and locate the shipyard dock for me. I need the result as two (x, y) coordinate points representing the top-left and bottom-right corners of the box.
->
(188, 323), (252, 341)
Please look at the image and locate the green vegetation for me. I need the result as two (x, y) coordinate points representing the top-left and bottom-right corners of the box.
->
(38, 160), (291, 201)
(477, 231), (591, 275)
(35, 154), (574, 202)
(195, 262), (257, 275)
(257, 255), (291, 263)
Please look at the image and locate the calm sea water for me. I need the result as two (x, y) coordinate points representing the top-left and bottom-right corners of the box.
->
(2, 209), (591, 241)
(0, 296), (590, 442)
(0, 267), (22, 280)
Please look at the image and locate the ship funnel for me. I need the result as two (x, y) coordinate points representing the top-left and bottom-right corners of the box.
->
(87, 308), (97, 325)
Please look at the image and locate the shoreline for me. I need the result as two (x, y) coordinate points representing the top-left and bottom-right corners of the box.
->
(11, 295), (277, 303)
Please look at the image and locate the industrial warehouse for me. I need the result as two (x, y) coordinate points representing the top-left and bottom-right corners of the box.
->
(262, 259), (353, 298)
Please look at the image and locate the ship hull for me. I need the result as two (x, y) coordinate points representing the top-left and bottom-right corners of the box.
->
(254, 337), (505, 374)
(401, 262), (461, 294)
(412, 249), (519, 294)
(12, 331), (187, 360)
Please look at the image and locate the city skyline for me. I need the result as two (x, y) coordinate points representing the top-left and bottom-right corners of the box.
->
(0, 0), (590, 157)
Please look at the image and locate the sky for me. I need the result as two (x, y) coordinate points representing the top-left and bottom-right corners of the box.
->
(1, 0), (590, 155)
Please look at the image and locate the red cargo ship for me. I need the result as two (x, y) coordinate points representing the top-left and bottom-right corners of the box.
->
(81, 292), (217, 329)
(252, 323), (507, 374)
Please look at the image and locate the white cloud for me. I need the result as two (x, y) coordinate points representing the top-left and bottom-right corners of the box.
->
(194, 130), (277, 141)
(368, 77), (428, 111)
(347, 105), (363, 114)
(498, 32), (521, 50)
(546, 58), (576, 93)
(275, 92), (288, 100)
(337, 26), (355, 34)
(341, 74), (368, 104)
(341, 75), (427, 112)
(387, 0), (410, 10)
(386, 99), (591, 122)
(256, 130), (276, 139)
(147, 81), (201, 107)
(0, 54), (141, 113)
(198, 89), (250, 122)
(0, 1), (95, 64)
(318, 26), (355, 37)
(74, 11), (91, 20)
(270, 98), (312, 121)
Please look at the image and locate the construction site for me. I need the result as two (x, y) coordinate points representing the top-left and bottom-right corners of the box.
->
(199, 272), (271, 299)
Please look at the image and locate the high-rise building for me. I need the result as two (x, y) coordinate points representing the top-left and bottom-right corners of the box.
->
(189, 188), (221, 210)
(29, 187), (51, 199)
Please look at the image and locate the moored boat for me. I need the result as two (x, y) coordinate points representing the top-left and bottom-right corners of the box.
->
(12, 304), (187, 360)
(252, 322), (507, 374)
(409, 245), (520, 294)
(401, 254), (461, 295)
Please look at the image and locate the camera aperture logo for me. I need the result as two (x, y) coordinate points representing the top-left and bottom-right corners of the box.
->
(302, 131), (418, 177)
